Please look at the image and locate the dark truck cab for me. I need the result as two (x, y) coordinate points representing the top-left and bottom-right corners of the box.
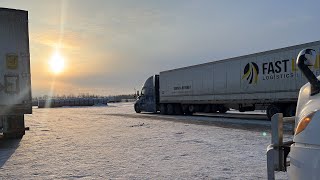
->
(134, 75), (159, 113)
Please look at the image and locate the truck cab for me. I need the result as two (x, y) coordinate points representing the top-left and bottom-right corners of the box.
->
(134, 75), (159, 113)
(287, 49), (320, 179)
(267, 49), (320, 179)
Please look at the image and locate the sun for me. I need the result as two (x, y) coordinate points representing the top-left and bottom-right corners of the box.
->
(49, 51), (65, 74)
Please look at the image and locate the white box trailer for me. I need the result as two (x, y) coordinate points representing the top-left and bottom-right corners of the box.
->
(0, 8), (31, 138)
(134, 41), (320, 119)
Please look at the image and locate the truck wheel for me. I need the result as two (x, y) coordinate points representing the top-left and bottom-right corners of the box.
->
(160, 104), (167, 115)
(167, 104), (174, 115)
(174, 104), (183, 115)
(182, 105), (192, 115)
(188, 105), (195, 113)
(218, 106), (229, 113)
(284, 104), (296, 117)
(267, 104), (281, 120)
(134, 104), (141, 113)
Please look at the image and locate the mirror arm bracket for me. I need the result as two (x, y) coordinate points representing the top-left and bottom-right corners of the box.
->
(298, 60), (320, 96)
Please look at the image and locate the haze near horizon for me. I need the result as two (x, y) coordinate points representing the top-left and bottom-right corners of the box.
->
(2, 0), (320, 97)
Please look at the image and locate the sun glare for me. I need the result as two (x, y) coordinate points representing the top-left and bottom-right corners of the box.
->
(49, 51), (65, 74)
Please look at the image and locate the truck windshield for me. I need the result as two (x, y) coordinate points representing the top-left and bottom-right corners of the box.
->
(141, 88), (146, 96)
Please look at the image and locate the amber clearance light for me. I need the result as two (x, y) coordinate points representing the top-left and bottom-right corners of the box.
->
(295, 111), (316, 135)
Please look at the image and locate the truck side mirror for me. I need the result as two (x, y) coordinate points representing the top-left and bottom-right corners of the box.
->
(297, 49), (320, 95)
(297, 49), (316, 66)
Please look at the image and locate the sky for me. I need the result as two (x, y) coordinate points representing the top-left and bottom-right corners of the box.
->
(2, 0), (320, 97)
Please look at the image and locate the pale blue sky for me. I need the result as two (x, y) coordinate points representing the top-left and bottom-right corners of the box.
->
(2, 0), (320, 96)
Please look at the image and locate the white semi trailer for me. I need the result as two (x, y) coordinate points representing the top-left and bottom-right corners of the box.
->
(134, 41), (320, 119)
(0, 8), (32, 138)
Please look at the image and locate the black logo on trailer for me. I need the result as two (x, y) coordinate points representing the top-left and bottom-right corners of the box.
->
(242, 62), (259, 84)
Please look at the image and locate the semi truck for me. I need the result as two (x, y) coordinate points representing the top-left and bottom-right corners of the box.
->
(0, 8), (32, 138)
(267, 49), (320, 179)
(134, 41), (320, 119)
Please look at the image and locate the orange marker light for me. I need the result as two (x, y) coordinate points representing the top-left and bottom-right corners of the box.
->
(295, 112), (315, 135)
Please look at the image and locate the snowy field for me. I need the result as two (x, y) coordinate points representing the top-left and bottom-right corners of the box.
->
(0, 102), (289, 179)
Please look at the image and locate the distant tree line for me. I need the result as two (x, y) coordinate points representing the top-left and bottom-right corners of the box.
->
(33, 93), (136, 101)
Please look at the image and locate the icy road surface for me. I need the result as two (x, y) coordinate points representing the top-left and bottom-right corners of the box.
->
(0, 103), (288, 179)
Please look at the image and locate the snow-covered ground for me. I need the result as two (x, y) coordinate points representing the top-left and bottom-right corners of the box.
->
(0, 102), (289, 179)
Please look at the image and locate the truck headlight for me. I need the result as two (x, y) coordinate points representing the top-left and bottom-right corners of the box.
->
(295, 111), (316, 135)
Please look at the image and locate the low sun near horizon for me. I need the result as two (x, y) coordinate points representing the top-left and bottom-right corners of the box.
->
(49, 51), (65, 75)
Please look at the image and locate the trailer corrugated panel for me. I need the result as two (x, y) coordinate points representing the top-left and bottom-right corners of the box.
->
(160, 41), (320, 104)
(0, 8), (31, 115)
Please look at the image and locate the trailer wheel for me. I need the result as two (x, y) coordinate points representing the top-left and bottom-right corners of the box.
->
(284, 104), (296, 117)
(134, 104), (141, 113)
(160, 104), (167, 115)
(203, 105), (211, 113)
(167, 104), (174, 115)
(2, 116), (25, 139)
(211, 105), (218, 113)
(267, 104), (281, 120)
(3, 132), (24, 139)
